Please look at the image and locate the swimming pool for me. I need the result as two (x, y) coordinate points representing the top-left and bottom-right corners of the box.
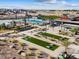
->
(26, 18), (45, 24)
(0, 18), (46, 25)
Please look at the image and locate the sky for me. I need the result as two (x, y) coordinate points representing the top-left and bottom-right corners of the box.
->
(0, 0), (79, 10)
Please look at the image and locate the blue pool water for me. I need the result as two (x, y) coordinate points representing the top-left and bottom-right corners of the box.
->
(26, 18), (45, 24)
(0, 18), (46, 25)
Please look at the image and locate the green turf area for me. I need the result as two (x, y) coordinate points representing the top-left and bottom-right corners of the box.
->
(39, 32), (69, 41)
(38, 15), (60, 20)
(23, 36), (58, 51)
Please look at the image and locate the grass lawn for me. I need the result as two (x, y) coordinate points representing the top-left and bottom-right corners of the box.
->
(23, 36), (58, 51)
(38, 32), (69, 41)
(38, 15), (60, 20)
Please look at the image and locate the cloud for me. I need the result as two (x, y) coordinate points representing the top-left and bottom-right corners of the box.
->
(34, 0), (52, 2)
(34, 0), (79, 7)
(34, 0), (68, 5)
(62, 1), (79, 7)
(0, 0), (79, 10)
(34, 0), (59, 3)
(33, 0), (79, 10)
(35, 0), (63, 2)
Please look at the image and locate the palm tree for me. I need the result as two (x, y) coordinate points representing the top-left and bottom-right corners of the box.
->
(14, 10), (18, 19)
(62, 40), (71, 56)
(12, 21), (16, 27)
(11, 10), (18, 33)
(1, 23), (6, 30)
(0, 25), (1, 30)
(0, 24), (3, 30)
(23, 11), (28, 27)
(61, 21), (64, 30)
(12, 10), (18, 27)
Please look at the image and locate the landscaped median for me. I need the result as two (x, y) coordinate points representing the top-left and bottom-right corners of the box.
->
(38, 32), (69, 41)
(38, 32), (70, 47)
(23, 36), (59, 51)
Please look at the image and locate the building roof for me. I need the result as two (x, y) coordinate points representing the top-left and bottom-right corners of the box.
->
(55, 20), (79, 25)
